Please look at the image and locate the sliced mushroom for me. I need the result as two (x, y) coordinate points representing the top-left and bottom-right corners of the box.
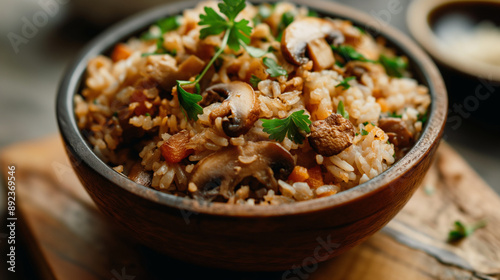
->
(344, 61), (385, 84)
(378, 118), (413, 148)
(189, 141), (295, 200)
(203, 81), (260, 137)
(145, 55), (205, 91)
(128, 161), (152, 187)
(281, 17), (344, 69)
(308, 113), (355, 157)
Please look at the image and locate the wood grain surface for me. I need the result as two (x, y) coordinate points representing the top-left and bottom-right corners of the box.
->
(1, 136), (499, 280)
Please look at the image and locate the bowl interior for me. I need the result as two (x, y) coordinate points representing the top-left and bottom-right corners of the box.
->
(57, 0), (447, 217)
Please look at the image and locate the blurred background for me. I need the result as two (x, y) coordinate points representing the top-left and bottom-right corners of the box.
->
(0, 0), (498, 194)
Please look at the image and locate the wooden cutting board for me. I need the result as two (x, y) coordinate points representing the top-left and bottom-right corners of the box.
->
(1, 136), (499, 280)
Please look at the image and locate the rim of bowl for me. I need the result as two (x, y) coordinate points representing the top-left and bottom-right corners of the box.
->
(57, 0), (447, 217)
(407, 0), (500, 81)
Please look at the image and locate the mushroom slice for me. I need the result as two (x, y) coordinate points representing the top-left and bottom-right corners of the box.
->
(128, 161), (152, 187)
(378, 118), (413, 148)
(308, 113), (355, 157)
(189, 141), (295, 200)
(281, 17), (344, 67)
(204, 81), (260, 137)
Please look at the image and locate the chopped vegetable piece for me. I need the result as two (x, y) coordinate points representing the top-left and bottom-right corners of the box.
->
(160, 130), (193, 163)
(249, 75), (262, 88)
(288, 166), (310, 182)
(448, 220), (487, 242)
(261, 110), (312, 144)
(263, 57), (287, 77)
(111, 43), (133, 62)
(336, 100), (349, 120)
(332, 45), (375, 64)
(379, 54), (408, 78)
(336, 77), (355, 90)
(306, 166), (324, 189)
(276, 11), (294, 41)
(361, 129), (369, 136)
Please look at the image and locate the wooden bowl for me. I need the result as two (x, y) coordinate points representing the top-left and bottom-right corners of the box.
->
(408, 0), (500, 82)
(56, 0), (447, 271)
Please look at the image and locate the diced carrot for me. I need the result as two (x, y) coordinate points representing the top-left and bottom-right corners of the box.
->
(288, 166), (309, 182)
(377, 98), (389, 112)
(111, 43), (132, 62)
(317, 190), (337, 198)
(306, 166), (324, 189)
(161, 130), (193, 163)
(130, 90), (154, 116)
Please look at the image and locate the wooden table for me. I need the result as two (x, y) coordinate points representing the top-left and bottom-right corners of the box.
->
(1, 136), (499, 280)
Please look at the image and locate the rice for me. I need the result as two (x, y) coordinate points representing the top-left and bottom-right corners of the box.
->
(75, 1), (431, 205)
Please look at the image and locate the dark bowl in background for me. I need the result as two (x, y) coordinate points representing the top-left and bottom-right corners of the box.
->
(408, 0), (500, 127)
(56, 0), (447, 271)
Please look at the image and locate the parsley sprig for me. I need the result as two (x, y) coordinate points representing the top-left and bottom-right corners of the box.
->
(141, 16), (182, 56)
(261, 110), (311, 144)
(332, 45), (376, 65)
(336, 77), (356, 90)
(176, 0), (253, 120)
(379, 54), (408, 78)
(336, 100), (349, 119)
(448, 220), (487, 242)
(263, 57), (287, 77)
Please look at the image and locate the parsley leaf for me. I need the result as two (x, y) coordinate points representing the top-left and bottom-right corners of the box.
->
(276, 11), (294, 41)
(261, 110), (312, 144)
(361, 129), (369, 136)
(249, 75), (262, 88)
(448, 220), (486, 242)
(307, 10), (319, 17)
(263, 57), (287, 77)
(387, 111), (402, 118)
(243, 44), (268, 58)
(418, 112), (428, 123)
(336, 77), (356, 90)
(379, 54), (408, 78)
(199, 0), (252, 51)
(141, 15), (182, 41)
(336, 100), (349, 119)
(176, 81), (203, 121)
(332, 45), (376, 64)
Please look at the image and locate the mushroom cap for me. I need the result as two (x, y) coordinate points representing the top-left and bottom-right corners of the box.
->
(205, 81), (260, 137)
(281, 17), (344, 66)
(308, 113), (355, 157)
(189, 141), (295, 200)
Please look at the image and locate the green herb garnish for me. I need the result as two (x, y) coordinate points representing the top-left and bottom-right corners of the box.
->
(387, 111), (402, 118)
(263, 57), (287, 77)
(336, 100), (349, 119)
(332, 45), (375, 64)
(145, 113), (151, 117)
(361, 129), (369, 136)
(379, 54), (408, 78)
(417, 112), (428, 123)
(244, 45), (268, 58)
(249, 75), (262, 88)
(175, 0), (252, 120)
(276, 11), (294, 41)
(261, 110), (312, 144)
(141, 16), (182, 55)
(307, 10), (319, 17)
(448, 220), (487, 242)
(335, 77), (356, 90)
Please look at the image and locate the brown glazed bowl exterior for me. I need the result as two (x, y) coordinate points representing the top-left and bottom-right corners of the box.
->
(56, 0), (447, 271)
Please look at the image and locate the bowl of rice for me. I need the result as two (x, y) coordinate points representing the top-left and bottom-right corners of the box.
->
(57, 0), (447, 271)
